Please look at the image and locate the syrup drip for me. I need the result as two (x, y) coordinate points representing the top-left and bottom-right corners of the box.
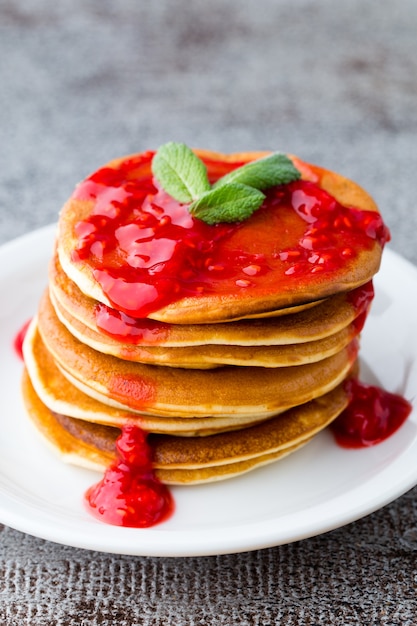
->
(85, 425), (173, 527)
(331, 379), (412, 448)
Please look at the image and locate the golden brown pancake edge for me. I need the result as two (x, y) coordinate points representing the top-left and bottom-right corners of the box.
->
(21, 367), (350, 484)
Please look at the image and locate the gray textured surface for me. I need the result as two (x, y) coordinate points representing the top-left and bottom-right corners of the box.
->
(1, 1), (417, 624)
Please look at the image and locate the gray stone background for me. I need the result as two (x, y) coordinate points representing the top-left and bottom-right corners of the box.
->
(1, 1), (417, 624)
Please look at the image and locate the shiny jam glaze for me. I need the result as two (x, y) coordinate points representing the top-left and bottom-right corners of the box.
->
(85, 424), (173, 527)
(95, 303), (172, 345)
(71, 153), (390, 319)
(331, 379), (412, 448)
(14, 319), (31, 360)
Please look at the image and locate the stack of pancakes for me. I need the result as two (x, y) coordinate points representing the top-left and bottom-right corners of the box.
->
(21, 150), (387, 484)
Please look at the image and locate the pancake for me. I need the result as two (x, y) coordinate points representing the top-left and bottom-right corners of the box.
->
(48, 252), (322, 336)
(35, 297), (359, 418)
(56, 150), (388, 324)
(49, 289), (359, 368)
(22, 367), (350, 484)
(49, 251), (373, 349)
(50, 252), (331, 346)
(23, 321), (278, 435)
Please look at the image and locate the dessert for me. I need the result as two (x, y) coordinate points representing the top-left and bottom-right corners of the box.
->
(20, 143), (411, 527)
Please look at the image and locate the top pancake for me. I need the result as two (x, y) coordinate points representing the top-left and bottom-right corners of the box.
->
(57, 149), (388, 324)
(49, 251), (372, 349)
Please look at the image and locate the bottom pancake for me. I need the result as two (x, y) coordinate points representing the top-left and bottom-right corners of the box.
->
(22, 368), (351, 484)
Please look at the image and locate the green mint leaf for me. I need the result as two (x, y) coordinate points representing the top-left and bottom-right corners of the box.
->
(213, 152), (300, 191)
(151, 142), (211, 203)
(189, 183), (265, 225)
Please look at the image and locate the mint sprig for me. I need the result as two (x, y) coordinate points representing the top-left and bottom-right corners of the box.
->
(189, 184), (266, 225)
(151, 142), (210, 203)
(213, 152), (300, 190)
(151, 142), (301, 225)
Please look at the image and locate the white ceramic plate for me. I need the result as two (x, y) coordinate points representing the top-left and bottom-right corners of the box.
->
(1, 225), (416, 557)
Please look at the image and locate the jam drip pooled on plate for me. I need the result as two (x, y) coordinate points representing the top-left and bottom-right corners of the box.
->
(85, 425), (174, 528)
(331, 379), (412, 448)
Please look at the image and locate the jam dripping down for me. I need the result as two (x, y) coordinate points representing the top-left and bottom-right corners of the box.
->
(95, 303), (172, 345)
(347, 280), (374, 333)
(331, 379), (412, 448)
(85, 425), (174, 528)
(13, 319), (31, 360)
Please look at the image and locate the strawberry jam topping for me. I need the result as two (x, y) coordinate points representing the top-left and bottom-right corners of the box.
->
(331, 379), (412, 448)
(13, 319), (31, 360)
(85, 424), (173, 527)
(347, 280), (375, 333)
(71, 153), (390, 319)
(94, 303), (172, 345)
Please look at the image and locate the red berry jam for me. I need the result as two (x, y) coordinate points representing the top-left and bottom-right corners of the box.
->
(85, 425), (173, 527)
(347, 280), (375, 333)
(331, 379), (412, 448)
(95, 302), (172, 345)
(13, 319), (31, 360)
(71, 153), (390, 319)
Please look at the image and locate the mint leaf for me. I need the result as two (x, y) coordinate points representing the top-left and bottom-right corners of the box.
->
(213, 152), (300, 191)
(152, 142), (211, 203)
(152, 143), (301, 226)
(189, 183), (265, 225)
